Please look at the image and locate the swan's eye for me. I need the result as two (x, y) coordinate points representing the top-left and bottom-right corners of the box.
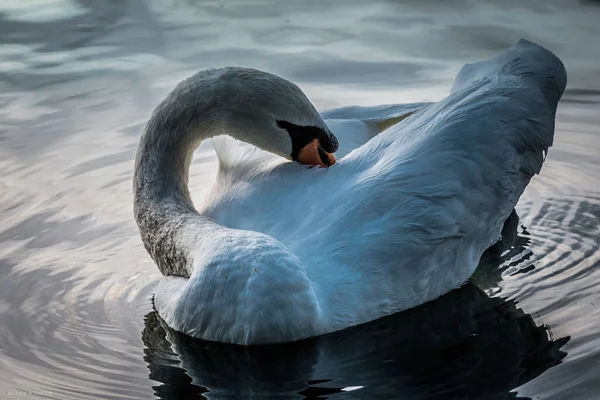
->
(276, 120), (338, 165)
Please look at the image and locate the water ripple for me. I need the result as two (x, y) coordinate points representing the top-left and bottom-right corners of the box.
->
(1, 0), (599, 399)
(0, 259), (159, 399)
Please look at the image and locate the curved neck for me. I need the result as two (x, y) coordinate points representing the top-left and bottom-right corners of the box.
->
(134, 114), (211, 208)
(133, 85), (223, 276)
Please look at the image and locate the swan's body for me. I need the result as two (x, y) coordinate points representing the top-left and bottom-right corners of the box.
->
(134, 39), (566, 344)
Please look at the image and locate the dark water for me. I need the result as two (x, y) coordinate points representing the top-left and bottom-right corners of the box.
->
(1, 1), (599, 399)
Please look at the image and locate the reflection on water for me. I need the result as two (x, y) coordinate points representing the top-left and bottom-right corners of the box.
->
(142, 216), (569, 399)
(1, 1), (599, 399)
(144, 287), (568, 400)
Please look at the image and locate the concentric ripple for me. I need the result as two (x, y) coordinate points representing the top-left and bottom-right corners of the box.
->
(509, 195), (600, 317)
(0, 256), (159, 399)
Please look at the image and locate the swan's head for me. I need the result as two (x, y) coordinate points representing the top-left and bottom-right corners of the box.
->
(204, 68), (339, 167)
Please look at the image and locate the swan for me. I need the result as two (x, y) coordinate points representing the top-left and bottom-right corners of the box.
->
(134, 39), (566, 345)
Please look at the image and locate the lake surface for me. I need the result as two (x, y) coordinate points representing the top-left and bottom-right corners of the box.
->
(1, 1), (599, 399)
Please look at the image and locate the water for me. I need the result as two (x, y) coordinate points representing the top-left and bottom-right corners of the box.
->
(0, 1), (599, 399)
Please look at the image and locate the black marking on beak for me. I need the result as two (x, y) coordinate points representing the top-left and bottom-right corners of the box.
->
(276, 120), (338, 161)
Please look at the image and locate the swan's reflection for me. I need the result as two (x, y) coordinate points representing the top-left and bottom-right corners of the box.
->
(142, 211), (569, 399)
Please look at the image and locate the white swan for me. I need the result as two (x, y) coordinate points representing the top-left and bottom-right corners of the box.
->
(134, 39), (566, 345)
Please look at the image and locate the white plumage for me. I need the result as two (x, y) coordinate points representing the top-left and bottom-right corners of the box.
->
(134, 39), (566, 344)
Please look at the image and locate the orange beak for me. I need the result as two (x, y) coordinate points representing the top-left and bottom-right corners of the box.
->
(296, 138), (336, 167)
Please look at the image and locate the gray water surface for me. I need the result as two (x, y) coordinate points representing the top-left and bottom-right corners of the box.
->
(1, 1), (599, 399)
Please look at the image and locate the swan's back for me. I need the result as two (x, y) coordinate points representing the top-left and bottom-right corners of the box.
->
(336, 40), (566, 301)
(203, 40), (566, 329)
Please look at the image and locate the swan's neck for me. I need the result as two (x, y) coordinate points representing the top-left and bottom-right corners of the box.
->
(133, 86), (223, 276)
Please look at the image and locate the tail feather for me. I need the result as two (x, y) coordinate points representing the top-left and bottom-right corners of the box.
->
(453, 39), (566, 115)
(449, 39), (566, 180)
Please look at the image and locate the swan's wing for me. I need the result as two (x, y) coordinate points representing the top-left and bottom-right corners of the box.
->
(321, 102), (433, 122)
(322, 102), (433, 157)
(340, 39), (566, 277)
